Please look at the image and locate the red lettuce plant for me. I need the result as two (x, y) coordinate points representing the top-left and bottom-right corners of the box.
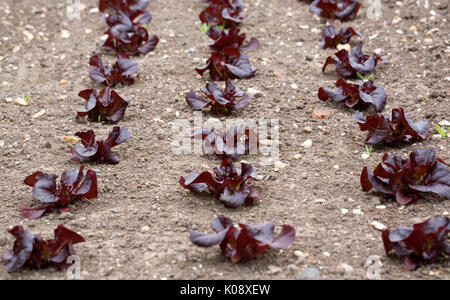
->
(207, 26), (259, 53)
(186, 80), (251, 115)
(361, 149), (450, 205)
(309, 0), (361, 21)
(353, 108), (429, 145)
(322, 43), (384, 79)
(94, 10), (158, 56)
(382, 217), (449, 271)
(99, 0), (150, 17)
(2, 225), (85, 273)
(89, 54), (138, 87)
(190, 125), (259, 159)
(190, 215), (296, 263)
(196, 47), (256, 81)
(77, 87), (129, 123)
(22, 166), (98, 219)
(69, 127), (131, 164)
(319, 25), (362, 49)
(180, 158), (259, 208)
(200, 0), (247, 28)
(318, 78), (386, 112)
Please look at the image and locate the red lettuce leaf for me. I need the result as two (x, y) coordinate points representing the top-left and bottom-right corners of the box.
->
(196, 47), (256, 81)
(318, 78), (386, 112)
(77, 87), (129, 123)
(382, 217), (450, 270)
(22, 166), (98, 219)
(322, 43), (383, 78)
(180, 158), (259, 208)
(319, 25), (362, 49)
(353, 108), (429, 144)
(186, 80), (252, 115)
(310, 0), (361, 21)
(190, 124), (259, 159)
(207, 26), (259, 53)
(89, 54), (138, 86)
(190, 216), (296, 263)
(99, 0), (150, 18)
(69, 127), (131, 164)
(361, 149), (450, 205)
(199, 0), (247, 28)
(2, 225), (84, 272)
(94, 8), (158, 56)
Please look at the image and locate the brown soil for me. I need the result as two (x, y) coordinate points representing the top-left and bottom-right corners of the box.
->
(0, 0), (448, 280)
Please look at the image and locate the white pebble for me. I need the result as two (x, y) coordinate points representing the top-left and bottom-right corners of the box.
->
(353, 208), (363, 215)
(371, 221), (387, 231)
(301, 139), (312, 148)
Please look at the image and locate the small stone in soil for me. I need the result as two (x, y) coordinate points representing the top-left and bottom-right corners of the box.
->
(301, 139), (312, 148)
(61, 30), (70, 39)
(432, 134), (442, 140)
(371, 221), (387, 231)
(298, 267), (320, 279)
(247, 88), (264, 98)
(266, 265), (282, 274)
(353, 208), (363, 215)
(337, 263), (354, 275)
(274, 161), (287, 171)
(294, 250), (308, 261)
(312, 108), (332, 119)
(294, 154), (302, 160)
(337, 44), (351, 51)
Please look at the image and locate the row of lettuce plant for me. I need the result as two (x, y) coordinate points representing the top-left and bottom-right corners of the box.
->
(299, 0), (449, 271)
(181, 0), (296, 262)
(2, 0), (157, 273)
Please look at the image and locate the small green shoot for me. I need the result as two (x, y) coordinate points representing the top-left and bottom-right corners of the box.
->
(435, 125), (448, 139)
(21, 93), (30, 103)
(97, 115), (105, 124)
(357, 72), (374, 81)
(201, 23), (210, 34)
(365, 145), (373, 157)
(201, 23), (225, 34)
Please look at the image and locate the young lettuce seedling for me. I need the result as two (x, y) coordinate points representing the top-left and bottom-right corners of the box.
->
(435, 124), (448, 138)
(201, 23), (211, 34)
(97, 115), (105, 124)
(361, 145), (373, 160)
(357, 72), (374, 81)
(23, 93), (30, 101)
(21, 93), (30, 104)
(365, 145), (373, 156)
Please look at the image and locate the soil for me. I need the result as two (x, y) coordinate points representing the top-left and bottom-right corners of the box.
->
(0, 0), (449, 280)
